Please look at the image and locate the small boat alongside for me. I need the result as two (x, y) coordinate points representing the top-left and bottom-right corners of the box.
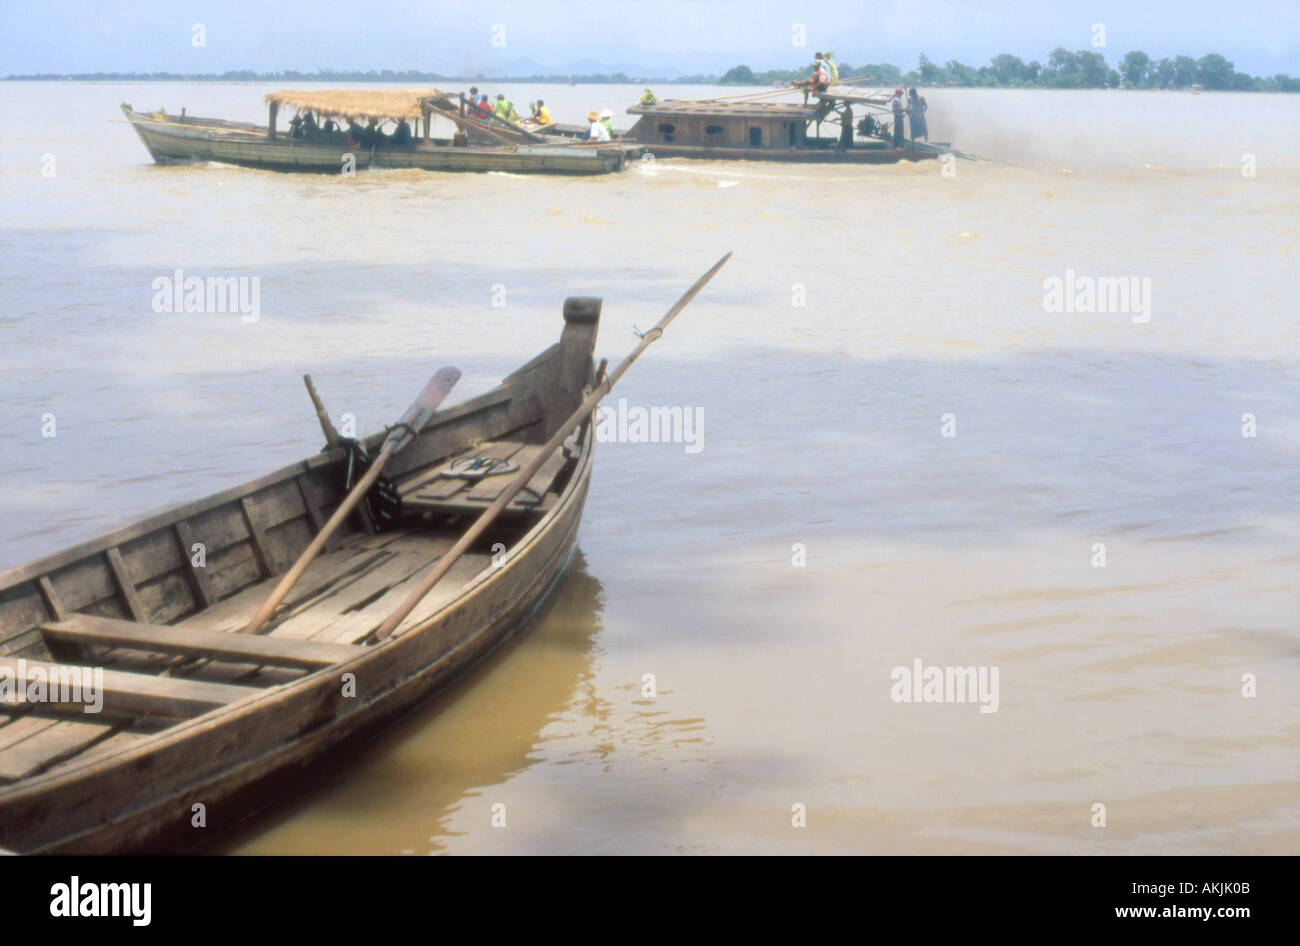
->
(0, 255), (729, 853)
(122, 88), (643, 175)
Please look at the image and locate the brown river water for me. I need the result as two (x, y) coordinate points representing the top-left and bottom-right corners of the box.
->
(0, 82), (1296, 854)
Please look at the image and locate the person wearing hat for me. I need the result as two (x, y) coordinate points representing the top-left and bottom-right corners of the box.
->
(795, 52), (832, 102)
(890, 87), (906, 148)
(583, 109), (611, 141)
(599, 108), (614, 136)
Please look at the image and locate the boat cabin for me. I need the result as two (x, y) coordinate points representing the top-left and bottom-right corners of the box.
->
(626, 100), (819, 150)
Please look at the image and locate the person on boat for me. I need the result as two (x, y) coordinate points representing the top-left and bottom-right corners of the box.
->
(796, 53), (832, 103)
(289, 113), (304, 139)
(392, 119), (413, 147)
(495, 94), (519, 124)
(890, 88), (906, 148)
(533, 99), (552, 125)
(820, 51), (839, 83)
(599, 108), (615, 136)
(838, 104), (853, 149)
(640, 88), (657, 104)
(907, 88), (929, 142)
(362, 119), (381, 148)
(583, 109), (611, 141)
(302, 111), (319, 139)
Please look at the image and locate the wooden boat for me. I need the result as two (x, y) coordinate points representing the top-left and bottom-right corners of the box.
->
(122, 88), (642, 175)
(623, 85), (949, 164)
(0, 299), (604, 853)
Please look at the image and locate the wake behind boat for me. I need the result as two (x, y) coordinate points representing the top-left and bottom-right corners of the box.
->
(121, 88), (643, 175)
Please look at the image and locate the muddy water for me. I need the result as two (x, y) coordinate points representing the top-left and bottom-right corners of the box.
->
(1, 82), (1296, 853)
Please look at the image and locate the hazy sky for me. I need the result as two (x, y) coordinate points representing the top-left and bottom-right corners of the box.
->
(2, 0), (1297, 76)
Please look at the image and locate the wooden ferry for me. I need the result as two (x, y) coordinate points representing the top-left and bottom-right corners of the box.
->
(623, 86), (952, 163)
(0, 297), (609, 853)
(122, 88), (641, 175)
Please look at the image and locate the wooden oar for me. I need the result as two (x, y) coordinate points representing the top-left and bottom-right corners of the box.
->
(371, 253), (732, 643)
(240, 367), (461, 635)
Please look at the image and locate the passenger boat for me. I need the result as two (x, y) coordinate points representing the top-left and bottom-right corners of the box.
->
(0, 294), (626, 853)
(122, 88), (642, 175)
(623, 85), (958, 163)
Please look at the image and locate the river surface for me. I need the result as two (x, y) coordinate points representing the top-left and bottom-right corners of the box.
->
(1, 82), (1297, 854)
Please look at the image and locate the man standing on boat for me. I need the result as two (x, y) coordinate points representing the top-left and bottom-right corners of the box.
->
(907, 88), (929, 142)
(890, 88), (906, 148)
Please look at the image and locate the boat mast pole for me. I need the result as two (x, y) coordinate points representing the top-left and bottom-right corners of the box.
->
(371, 252), (733, 643)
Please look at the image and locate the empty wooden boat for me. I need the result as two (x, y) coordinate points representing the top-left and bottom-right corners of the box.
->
(0, 298), (605, 853)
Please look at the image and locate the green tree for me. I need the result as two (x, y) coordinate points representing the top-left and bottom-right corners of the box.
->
(1150, 57), (1175, 88)
(1172, 55), (1198, 88)
(720, 64), (755, 84)
(1120, 50), (1150, 86)
(1196, 53), (1234, 89)
(992, 53), (1035, 85)
(918, 53), (944, 85)
(1076, 51), (1109, 87)
(945, 60), (977, 85)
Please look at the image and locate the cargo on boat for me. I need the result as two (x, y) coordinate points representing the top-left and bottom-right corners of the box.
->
(121, 88), (642, 175)
(623, 84), (961, 163)
(0, 299), (608, 853)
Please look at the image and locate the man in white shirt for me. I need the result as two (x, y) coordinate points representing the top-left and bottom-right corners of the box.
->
(585, 109), (611, 141)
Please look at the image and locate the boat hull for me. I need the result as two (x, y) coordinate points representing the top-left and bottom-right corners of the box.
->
(124, 108), (634, 175)
(637, 143), (937, 163)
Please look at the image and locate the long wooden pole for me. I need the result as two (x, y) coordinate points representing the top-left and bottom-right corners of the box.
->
(372, 253), (732, 643)
(241, 367), (461, 635)
(303, 374), (341, 449)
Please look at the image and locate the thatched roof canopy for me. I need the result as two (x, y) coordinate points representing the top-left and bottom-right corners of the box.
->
(265, 89), (444, 122)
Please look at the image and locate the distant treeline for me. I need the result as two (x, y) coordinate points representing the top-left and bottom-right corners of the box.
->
(7, 52), (1298, 91)
(721, 50), (1299, 92)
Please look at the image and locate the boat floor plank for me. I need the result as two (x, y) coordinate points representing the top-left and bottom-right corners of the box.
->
(46, 728), (154, 775)
(0, 716), (62, 753)
(304, 552), (492, 645)
(175, 540), (394, 634)
(269, 546), (456, 642)
(0, 719), (115, 783)
(41, 614), (358, 670)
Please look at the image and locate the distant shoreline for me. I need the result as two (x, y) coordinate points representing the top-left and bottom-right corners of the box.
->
(5, 74), (1296, 94)
(6, 49), (1298, 94)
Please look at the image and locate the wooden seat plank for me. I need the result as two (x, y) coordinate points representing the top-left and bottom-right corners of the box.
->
(0, 657), (261, 718)
(465, 445), (545, 501)
(400, 441), (527, 503)
(41, 614), (357, 670)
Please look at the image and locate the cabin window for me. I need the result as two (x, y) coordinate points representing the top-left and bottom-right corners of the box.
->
(657, 122), (675, 142)
(748, 126), (762, 148)
(705, 124), (725, 137)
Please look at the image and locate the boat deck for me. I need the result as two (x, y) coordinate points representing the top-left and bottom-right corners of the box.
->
(0, 439), (571, 786)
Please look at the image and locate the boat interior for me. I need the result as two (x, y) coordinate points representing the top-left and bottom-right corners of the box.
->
(0, 302), (598, 789)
